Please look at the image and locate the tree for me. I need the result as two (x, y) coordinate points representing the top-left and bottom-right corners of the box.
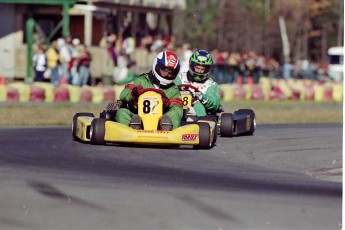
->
(173, 0), (219, 49)
(173, 0), (343, 63)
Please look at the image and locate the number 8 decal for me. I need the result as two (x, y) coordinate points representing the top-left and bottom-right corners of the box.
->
(182, 96), (189, 106)
(143, 100), (151, 113)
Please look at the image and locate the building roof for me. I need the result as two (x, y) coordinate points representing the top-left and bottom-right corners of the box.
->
(0, 0), (76, 5)
(77, 0), (186, 10)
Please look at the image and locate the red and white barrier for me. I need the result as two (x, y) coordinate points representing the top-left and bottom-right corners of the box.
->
(0, 81), (341, 103)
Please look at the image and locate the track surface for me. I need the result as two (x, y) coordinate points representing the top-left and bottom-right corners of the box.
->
(0, 124), (342, 230)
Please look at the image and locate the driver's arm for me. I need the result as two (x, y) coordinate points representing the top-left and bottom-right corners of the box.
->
(203, 84), (221, 112)
(164, 86), (183, 129)
(120, 74), (147, 102)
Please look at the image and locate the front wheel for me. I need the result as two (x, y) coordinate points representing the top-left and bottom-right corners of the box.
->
(194, 122), (211, 149)
(90, 118), (106, 145)
(198, 115), (217, 147)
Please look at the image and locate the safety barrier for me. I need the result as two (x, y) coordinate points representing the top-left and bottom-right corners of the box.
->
(0, 79), (342, 103)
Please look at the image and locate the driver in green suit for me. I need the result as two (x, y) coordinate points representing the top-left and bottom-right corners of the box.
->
(175, 49), (221, 116)
(115, 51), (183, 131)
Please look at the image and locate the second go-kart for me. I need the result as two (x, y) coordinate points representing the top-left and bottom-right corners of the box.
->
(72, 88), (217, 149)
(178, 84), (256, 138)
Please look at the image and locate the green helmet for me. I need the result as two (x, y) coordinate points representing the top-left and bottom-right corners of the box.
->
(189, 49), (213, 82)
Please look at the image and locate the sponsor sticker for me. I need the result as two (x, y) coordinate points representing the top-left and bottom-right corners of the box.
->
(137, 130), (169, 134)
(182, 134), (198, 141)
(166, 52), (177, 68)
(138, 130), (154, 133)
(246, 115), (251, 130)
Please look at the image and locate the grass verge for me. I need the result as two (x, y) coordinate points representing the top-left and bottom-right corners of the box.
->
(0, 100), (342, 126)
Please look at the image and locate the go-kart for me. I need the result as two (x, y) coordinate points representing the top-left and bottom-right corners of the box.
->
(178, 84), (256, 137)
(72, 88), (217, 149)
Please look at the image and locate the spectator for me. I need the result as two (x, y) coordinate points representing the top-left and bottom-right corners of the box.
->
(150, 34), (164, 53)
(57, 37), (72, 84)
(46, 40), (61, 86)
(32, 45), (47, 82)
(106, 33), (118, 66)
(75, 45), (92, 86)
(179, 43), (193, 73)
(64, 36), (74, 84)
(112, 49), (135, 85)
(121, 29), (135, 65)
(282, 59), (293, 79)
(69, 38), (81, 85)
(228, 52), (241, 83)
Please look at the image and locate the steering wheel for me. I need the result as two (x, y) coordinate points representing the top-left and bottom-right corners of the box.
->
(141, 88), (168, 99)
(178, 84), (200, 93)
(132, 87), (169, 106)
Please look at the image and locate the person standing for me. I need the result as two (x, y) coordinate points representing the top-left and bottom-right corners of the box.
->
(76, 45), (92, 86)
(57, 37), (72, 84)
(32, 45), (47, 82)
(46, 40), (61, 86)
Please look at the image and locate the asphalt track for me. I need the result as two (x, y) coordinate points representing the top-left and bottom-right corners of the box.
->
(0, 124), (342, 230)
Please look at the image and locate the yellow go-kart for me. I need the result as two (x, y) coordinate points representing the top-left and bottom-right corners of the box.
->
(178, 84), (256, 138)
(72, 88), (216, 149)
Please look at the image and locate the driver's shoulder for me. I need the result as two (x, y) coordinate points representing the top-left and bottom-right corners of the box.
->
(132, 73), (150, 85)
(205, 78), (220, 88)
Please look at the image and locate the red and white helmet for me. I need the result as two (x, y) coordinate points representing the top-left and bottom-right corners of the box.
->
(152, 51), (180, 86)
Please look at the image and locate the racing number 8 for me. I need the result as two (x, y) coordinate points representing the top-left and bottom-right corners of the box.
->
(182, 96), (189, 106)
(143, 100), (151, 113)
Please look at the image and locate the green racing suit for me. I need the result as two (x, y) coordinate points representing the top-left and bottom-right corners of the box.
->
(175, 71), (221, 116)
(115, 72), (183, 129)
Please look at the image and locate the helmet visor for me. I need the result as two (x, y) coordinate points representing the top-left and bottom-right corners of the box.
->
(190, 63), (211, 75)
(155, 63), (180, 80)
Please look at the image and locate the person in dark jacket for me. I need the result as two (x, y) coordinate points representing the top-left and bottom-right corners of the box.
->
(76, 45), (92, 86)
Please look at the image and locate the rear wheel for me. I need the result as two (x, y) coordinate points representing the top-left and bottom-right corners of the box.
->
(72, 112), (94, 140)
(220, 113), (234, 137)
(90, 118), (106, 145)
(194, 122), (211, 149)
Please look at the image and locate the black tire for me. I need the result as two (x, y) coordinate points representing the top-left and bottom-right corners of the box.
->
(72, 112), (95, 140)
(236, 109), (256, 135)
(198, 115), (218, 147)
(220, 113), (234, 137)
(194, 122), (211, 149)
(90, 118), (106, 145)
(212, 125), (218, 147)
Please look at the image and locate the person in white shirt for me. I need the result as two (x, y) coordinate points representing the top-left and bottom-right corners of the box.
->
(57, 37), (72, 84)
(33, 45), (47, 82)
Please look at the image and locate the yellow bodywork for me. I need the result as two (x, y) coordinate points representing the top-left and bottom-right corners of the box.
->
(75, 116), (93, 141)
(75, 116), (202, 145)
(104, 122), (201, 145)
(181, 91), (192, 109)
(74, 91), (215, 147)
(138, 91), (163, 130)
(179, 89), (217, 146)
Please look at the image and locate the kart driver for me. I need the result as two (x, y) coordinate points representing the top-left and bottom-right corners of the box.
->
(115, 51), (183, 131)
(175, 49), (221, 117)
